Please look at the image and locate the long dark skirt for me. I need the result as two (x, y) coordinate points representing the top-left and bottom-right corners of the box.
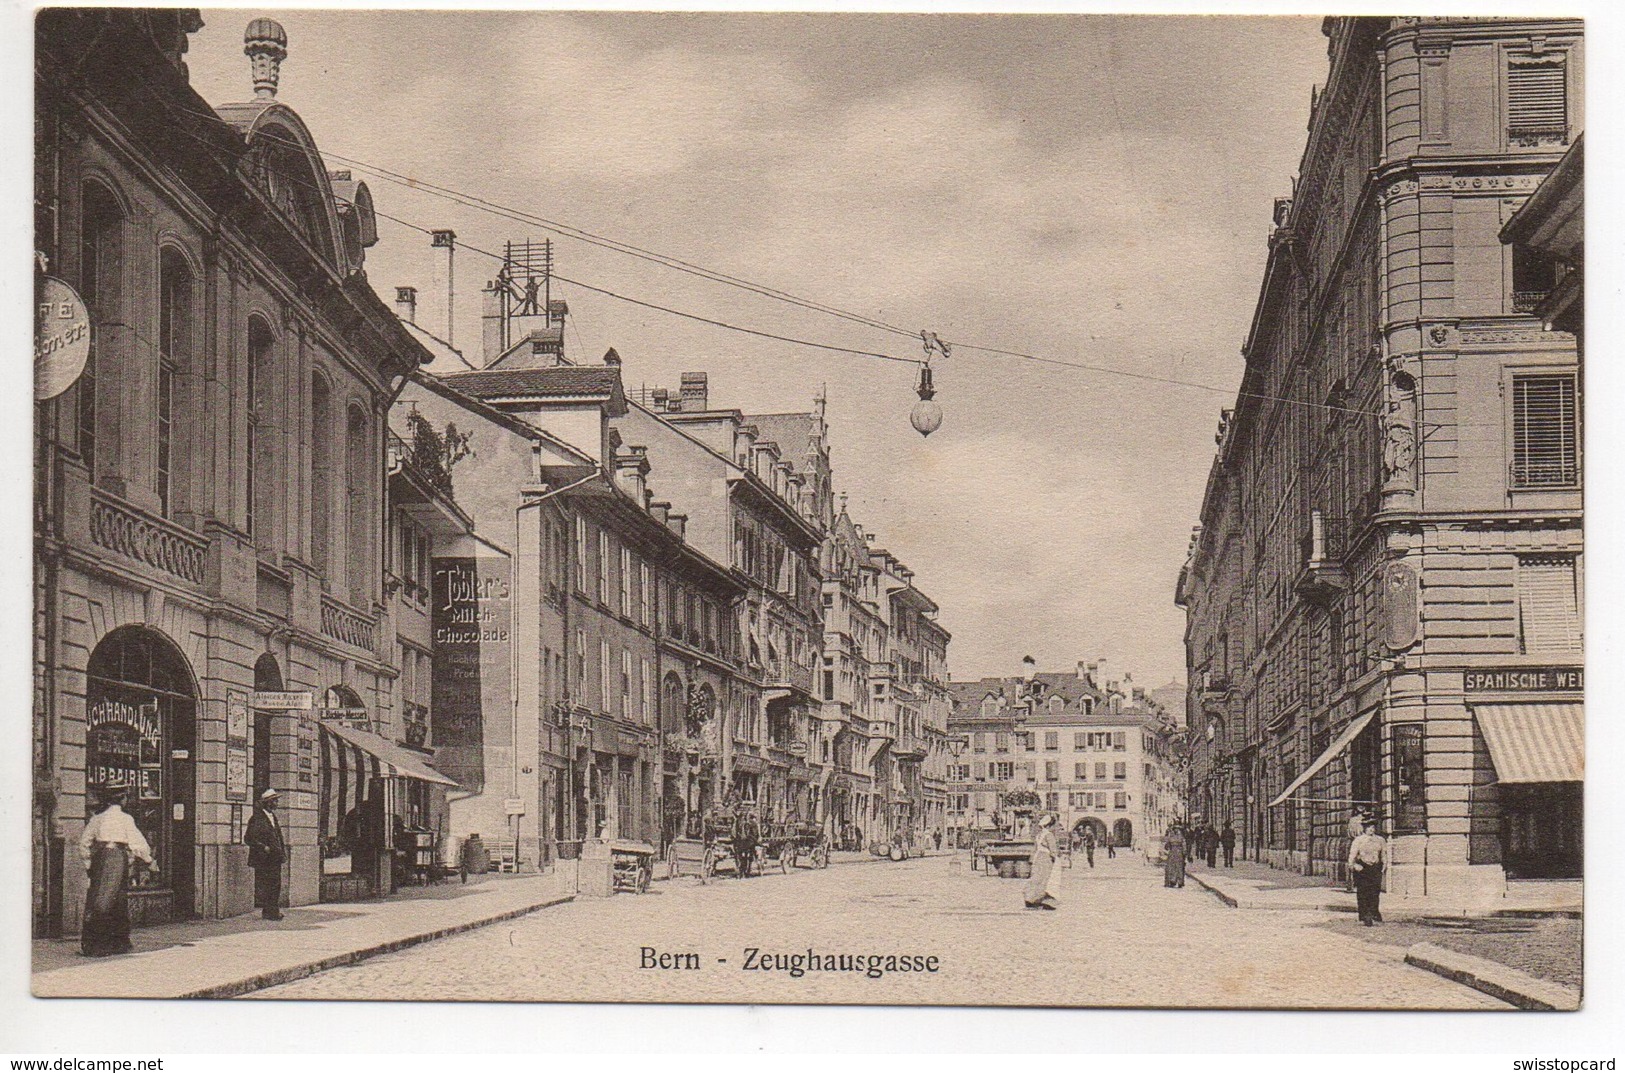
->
(1354, 864), (1384, 922)
(1163, 843), (1186, 887)
(81, 842), (132, 957)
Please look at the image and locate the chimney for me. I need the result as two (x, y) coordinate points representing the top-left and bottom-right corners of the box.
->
(481, 282), (505, 367)
(649, 500), (671, 525)
(667, 512), (688, 540)
(651, 388), (671, 413)
(735, 424), (758, 466)
(613, 446), (649, 505)
(1022, 655), (1037, 682)
(1076, 660), (1088, 681)
(603, 347), (621, 367)
(680, 372), (709, 413)
(395, 286), (418, 325)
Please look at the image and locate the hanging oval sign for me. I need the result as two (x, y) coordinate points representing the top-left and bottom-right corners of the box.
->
(35, 276), (92, 401)
(1382, 561), (1420, 651)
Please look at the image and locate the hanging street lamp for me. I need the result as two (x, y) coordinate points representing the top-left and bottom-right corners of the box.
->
(910, 330), (950, 437)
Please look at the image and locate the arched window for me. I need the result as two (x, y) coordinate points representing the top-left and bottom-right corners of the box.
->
(78, 181), (123, 477)
(246, 316), (276, 545)
(156, 248), (192, 517)
(346, 403), (371, 606)
(310, 373), (333, 581)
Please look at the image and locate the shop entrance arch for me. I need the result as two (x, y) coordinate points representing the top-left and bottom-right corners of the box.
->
(1113, 819), (1133, 847)
(85, 626), (198, 922)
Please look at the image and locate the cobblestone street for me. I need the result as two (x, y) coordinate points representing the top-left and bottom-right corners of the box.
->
(251, 854), (1507, 1008)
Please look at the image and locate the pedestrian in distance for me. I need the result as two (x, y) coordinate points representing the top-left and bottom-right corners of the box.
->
(1106, 833), (1117, 859)
(1348, 816), (1388, 925)
(246, 788), (287, 919)
(1203, 823), (1220, 868)
(1082, 826), (1096, 868)
(79, 780), (156, 957)
(1220, 821), (1237, 868)
(1024, 813), (1060, 911)
(1162, 825), (1187, 888)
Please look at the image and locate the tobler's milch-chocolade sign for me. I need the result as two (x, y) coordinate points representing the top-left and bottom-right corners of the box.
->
(430, 557), (513, 794)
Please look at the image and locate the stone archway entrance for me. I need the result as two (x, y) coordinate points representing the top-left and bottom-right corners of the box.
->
(85, 626), (199, 924)
(1073, 817), (1108, 845)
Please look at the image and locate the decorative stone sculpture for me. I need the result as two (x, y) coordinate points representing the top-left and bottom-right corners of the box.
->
(244, 18), (287, 100)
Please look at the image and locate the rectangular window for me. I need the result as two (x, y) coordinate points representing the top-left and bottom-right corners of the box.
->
(1511, 374), (1579, 488)
(1095, 762), (1107, 780)
(972, 732), (986, 754)
(1045, 761), (1058, 782)
(994, 732), (1009, 753)
(992, 762), (1013, 781)
(1074, 732), (1086, 750)
(823, 670), (835, 701)
(640, 563), (653, 627)
(1114, 762), (1127, 781)
(599, 639), (612, 712)
(1045, 792), (1059, 811)
(641, 658), (653, 723)
(1518, 556), (1582, 654)
(1114, 732), (1126, 752)
(619, 547), (633, 618)
(972, 761), (986, 781)
(1044, 731), (1059, 752)
(1507, 55), (1568, 143)
(597, 529), (611, 605)
(574, 517), (588, 592)
(1075, 762), (1088, 780)
(574, 628), (586, 698)
(620, 649), (633, 716)
(1114, 792), (1128, 811)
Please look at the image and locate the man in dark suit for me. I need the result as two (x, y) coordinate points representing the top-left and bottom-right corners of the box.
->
(246, 788), (287, 919)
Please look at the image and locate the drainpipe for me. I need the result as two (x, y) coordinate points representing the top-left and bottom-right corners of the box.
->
(512, 471), (601, 865)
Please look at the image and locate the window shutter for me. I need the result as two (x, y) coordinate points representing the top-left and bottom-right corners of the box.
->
(1512, 375), (1578, 487)
(1508, 59), (1567, 133)
(1519, 557), (1581, 654)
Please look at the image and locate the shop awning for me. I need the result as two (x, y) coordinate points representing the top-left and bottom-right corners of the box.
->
(1268, 711), (1375, 807)
(1475, 703), (1583, 784)
(320, 721), (458, 786)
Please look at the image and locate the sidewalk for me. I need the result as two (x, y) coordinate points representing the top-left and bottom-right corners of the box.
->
(1185, 859), (1582, 918)
(32, 870), (574, 999)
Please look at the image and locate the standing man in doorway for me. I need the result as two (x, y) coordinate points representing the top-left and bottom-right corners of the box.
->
(247, 788), (287, 920)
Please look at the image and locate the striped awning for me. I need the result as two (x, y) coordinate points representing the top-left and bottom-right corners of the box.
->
(1474, 703), (1583, 784)
(320, 721), (458, 786)
(1268, 711), (1376, 807)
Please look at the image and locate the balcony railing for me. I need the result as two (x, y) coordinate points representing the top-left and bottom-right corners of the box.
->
(1512, 290), (1551, 315)
(322, 593), (377, 651)
(89, 488), (207, 585)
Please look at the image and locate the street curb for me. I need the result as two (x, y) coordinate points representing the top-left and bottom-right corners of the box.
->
(1187, 871), (1240, 907)
(1404, 941), (1581, 1011)
(187, 893), (575, 999)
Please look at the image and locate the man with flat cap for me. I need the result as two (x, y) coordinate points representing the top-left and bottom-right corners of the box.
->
(246, 788), (287, 919)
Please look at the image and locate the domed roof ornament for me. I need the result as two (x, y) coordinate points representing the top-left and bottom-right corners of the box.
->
(244, 18), (288, 100)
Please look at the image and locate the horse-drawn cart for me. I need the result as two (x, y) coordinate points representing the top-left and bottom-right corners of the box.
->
(760, 820), (831, 872)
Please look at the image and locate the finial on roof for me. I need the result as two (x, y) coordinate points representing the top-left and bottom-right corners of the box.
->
(244, 18), (288, 100)
(603, 347), (621, 367)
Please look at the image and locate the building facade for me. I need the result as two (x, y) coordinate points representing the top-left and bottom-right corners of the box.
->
(33, 12), (441, 933)
(946, 663), (1183, 852)
(1177, 16), (1584, 900)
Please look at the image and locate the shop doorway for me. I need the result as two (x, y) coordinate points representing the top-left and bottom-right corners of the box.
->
(85, 626), (198, 924)
(252, 654), (281, 800)
(1501, 783), (1582, 879)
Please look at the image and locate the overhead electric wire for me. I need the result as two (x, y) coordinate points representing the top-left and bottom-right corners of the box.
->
(141, 90), (1418, 423)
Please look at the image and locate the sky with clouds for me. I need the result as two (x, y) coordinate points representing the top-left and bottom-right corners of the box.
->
(186, 10), (1331, 689)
